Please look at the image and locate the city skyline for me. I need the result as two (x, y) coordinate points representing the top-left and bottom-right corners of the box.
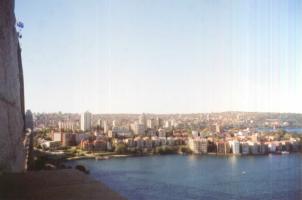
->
(2, 1), (301, 199)
(30, 110), (302, 115)
(16, 0), (302, 114)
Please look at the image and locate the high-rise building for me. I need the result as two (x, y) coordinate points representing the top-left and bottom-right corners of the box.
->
(207, 114), (210, 121)
(139, 113), (146, 127)
(81, 111), (92, 131)
(112, 120), (119, 127)
(147, 118), (155, 129)
(103, 120), (109, 133)
(171, 119), (176, 127)
(155, 117), (163, 128)
(164, 120), (171, 128)
(97, 119), (102, 126)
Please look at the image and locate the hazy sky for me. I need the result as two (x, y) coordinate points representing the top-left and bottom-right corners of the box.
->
(16, 0), (302, 114)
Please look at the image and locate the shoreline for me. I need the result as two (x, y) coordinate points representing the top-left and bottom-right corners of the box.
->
(63, 151), (301, 161)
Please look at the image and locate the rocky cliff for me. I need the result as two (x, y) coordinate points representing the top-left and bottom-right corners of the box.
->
(0, 0), (25, 172)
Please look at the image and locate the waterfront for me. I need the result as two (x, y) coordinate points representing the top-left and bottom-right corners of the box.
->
(68, 154), (302, 200)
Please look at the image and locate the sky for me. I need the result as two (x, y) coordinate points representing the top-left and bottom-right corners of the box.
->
(15, 0), (302, 114)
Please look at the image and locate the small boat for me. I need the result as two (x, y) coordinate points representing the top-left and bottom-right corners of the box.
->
(281, 151), (289, 155)
(242, 171), (246, 175)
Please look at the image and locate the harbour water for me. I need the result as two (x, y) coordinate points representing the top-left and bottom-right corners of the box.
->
(67, 154), (302, 200)
(257, 127), (302, 134)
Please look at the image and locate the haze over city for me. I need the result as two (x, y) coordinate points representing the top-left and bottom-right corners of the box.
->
(16, 0), (302, 114)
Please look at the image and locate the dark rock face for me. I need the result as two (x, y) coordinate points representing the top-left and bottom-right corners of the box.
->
(0, 0), (25, 172)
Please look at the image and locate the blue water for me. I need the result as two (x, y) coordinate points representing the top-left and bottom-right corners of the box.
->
(257, 127), (302, 133)
(68, 154), (302, 200)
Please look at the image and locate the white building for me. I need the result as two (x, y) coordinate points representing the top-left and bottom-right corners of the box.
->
(155, 117), (162, 128)
(215, 124), (221, 133)
(188, 137), (208, 154)
(139, 113), (147, 127)
(112, 120), (119, 127)
(167, 137), (175, 146)
(103, 120), (109, 133)
(164, 120), (171, 129)
(52, 132), (62, 142)
(97, 119), (102, 126)
(110, 126), (132, 137)
(229, 140), (240, 154)
(171, 119), (177, 127)
(192, 130), (199, 137)
(41, 141), (61, 150)
(58, 121), (75, 131)
(81, 111), (92, 131)
(117, 131), (132, 137)
(131, 122), (145, 135)
(147, 119), (155, 129)
(268, 142), (277, 153)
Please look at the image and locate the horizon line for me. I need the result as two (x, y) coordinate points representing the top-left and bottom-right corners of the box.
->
(30, 110), (302, 115)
